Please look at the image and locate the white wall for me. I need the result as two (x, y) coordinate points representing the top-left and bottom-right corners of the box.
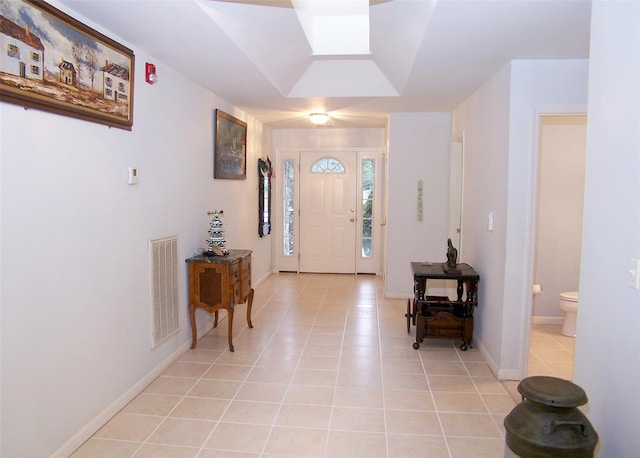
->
(0, 5), (272, 456)
(452, 60), (589, 377)
(385, 112), (452, 297)
(272, 128), (386, 151)
(574, 1), (640, 455)
(451, 65), (512, 373)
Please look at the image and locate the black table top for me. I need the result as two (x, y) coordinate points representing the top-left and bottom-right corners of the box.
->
(411, 262), (480, 280)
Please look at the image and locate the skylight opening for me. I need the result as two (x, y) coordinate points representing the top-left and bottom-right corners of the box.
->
(292, 0), (371, 56)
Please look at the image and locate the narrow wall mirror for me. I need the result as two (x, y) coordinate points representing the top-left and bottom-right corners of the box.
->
(258, 158), (272, 237)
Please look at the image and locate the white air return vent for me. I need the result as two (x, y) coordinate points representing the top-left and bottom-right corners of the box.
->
(149, 236), (179, 349)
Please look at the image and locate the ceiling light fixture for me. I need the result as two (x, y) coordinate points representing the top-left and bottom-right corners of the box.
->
(309, 113), (329, 125)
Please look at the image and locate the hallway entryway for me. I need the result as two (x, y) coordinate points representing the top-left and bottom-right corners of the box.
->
(275, 150), (384, 274)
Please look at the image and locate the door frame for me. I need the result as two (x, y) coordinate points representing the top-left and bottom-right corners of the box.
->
(520, 107), (588, 379)
(273, 148), (386, 274)
(448, 131), (465, 260)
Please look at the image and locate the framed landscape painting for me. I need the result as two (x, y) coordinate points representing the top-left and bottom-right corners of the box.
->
(214, 109), (247, 179)
(0, 0), (134, 130)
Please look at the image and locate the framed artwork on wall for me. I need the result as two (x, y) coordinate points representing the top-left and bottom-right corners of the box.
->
(214, 109), (247, 179)
(0, 0), (134, 130)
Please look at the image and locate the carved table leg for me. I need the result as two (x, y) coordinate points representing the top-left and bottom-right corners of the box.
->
(247, 288), (255, 328)
(189, 303), (198, 349)
(406, 299), (412, 334)
(457, 279), (464, 301)
(227, 306), (235, 352)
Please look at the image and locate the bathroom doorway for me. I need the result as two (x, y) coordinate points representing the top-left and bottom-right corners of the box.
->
(528, 114), (587, 380)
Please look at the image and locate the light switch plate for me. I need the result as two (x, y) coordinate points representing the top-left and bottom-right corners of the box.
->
(629, 258), (640, 289)
(128, 167), (139, 185)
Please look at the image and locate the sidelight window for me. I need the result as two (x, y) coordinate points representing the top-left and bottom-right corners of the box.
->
(283, 159), (295, 256)
(361, 159), (374, 258)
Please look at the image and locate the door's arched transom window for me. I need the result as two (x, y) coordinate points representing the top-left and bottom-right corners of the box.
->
(311, 157), (345, 173)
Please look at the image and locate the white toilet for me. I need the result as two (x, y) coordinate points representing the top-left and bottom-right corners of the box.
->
(558, 291), (579, 337)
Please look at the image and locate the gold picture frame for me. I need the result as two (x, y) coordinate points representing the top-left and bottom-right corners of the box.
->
(214, 109), (247, 179)
(0, 0), (134, 130)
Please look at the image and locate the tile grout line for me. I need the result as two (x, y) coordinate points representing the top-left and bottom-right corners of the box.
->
(459, 347), (507, 442)
(375, 287), (392, 458)
(127, 353), (224, 456)
(418, 341), (456, 458)
(258, 277), (327, 458)
(314, 282), (342, 457)
(189, 284), (280, 456)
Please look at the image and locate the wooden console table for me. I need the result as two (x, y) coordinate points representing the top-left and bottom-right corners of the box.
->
(407, 262), (479, 350)
(186, 249), (254, 352)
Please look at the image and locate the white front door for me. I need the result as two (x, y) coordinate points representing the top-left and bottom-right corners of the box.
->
(299, 152), (358, 273)
(275, 149), (384, 274)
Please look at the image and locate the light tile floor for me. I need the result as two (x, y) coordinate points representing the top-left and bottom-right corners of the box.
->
(528, 323), (575, 381)
(502, 323), (575, 405)
(72, 273), (571, 458)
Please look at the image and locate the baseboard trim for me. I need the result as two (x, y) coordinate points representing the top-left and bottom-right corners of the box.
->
(474, 339), (499, 378)
(498, 368), (524, 381)
(532, 315), (564, 325)
(474, 338), (524, 381)
(51, 274), (276, 457)
(51, 320), (214, 458)
(385, 292), (411, 300)
(253, 271), (270, 289)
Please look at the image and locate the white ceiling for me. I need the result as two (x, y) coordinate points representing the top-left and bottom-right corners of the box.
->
(58, 0), (591, 129)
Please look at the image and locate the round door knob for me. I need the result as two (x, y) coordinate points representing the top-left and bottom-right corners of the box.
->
(350, 217), (355, 222)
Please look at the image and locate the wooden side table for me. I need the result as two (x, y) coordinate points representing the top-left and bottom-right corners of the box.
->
(186, 249), (254, 352)
(408, 262), (479, 350)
